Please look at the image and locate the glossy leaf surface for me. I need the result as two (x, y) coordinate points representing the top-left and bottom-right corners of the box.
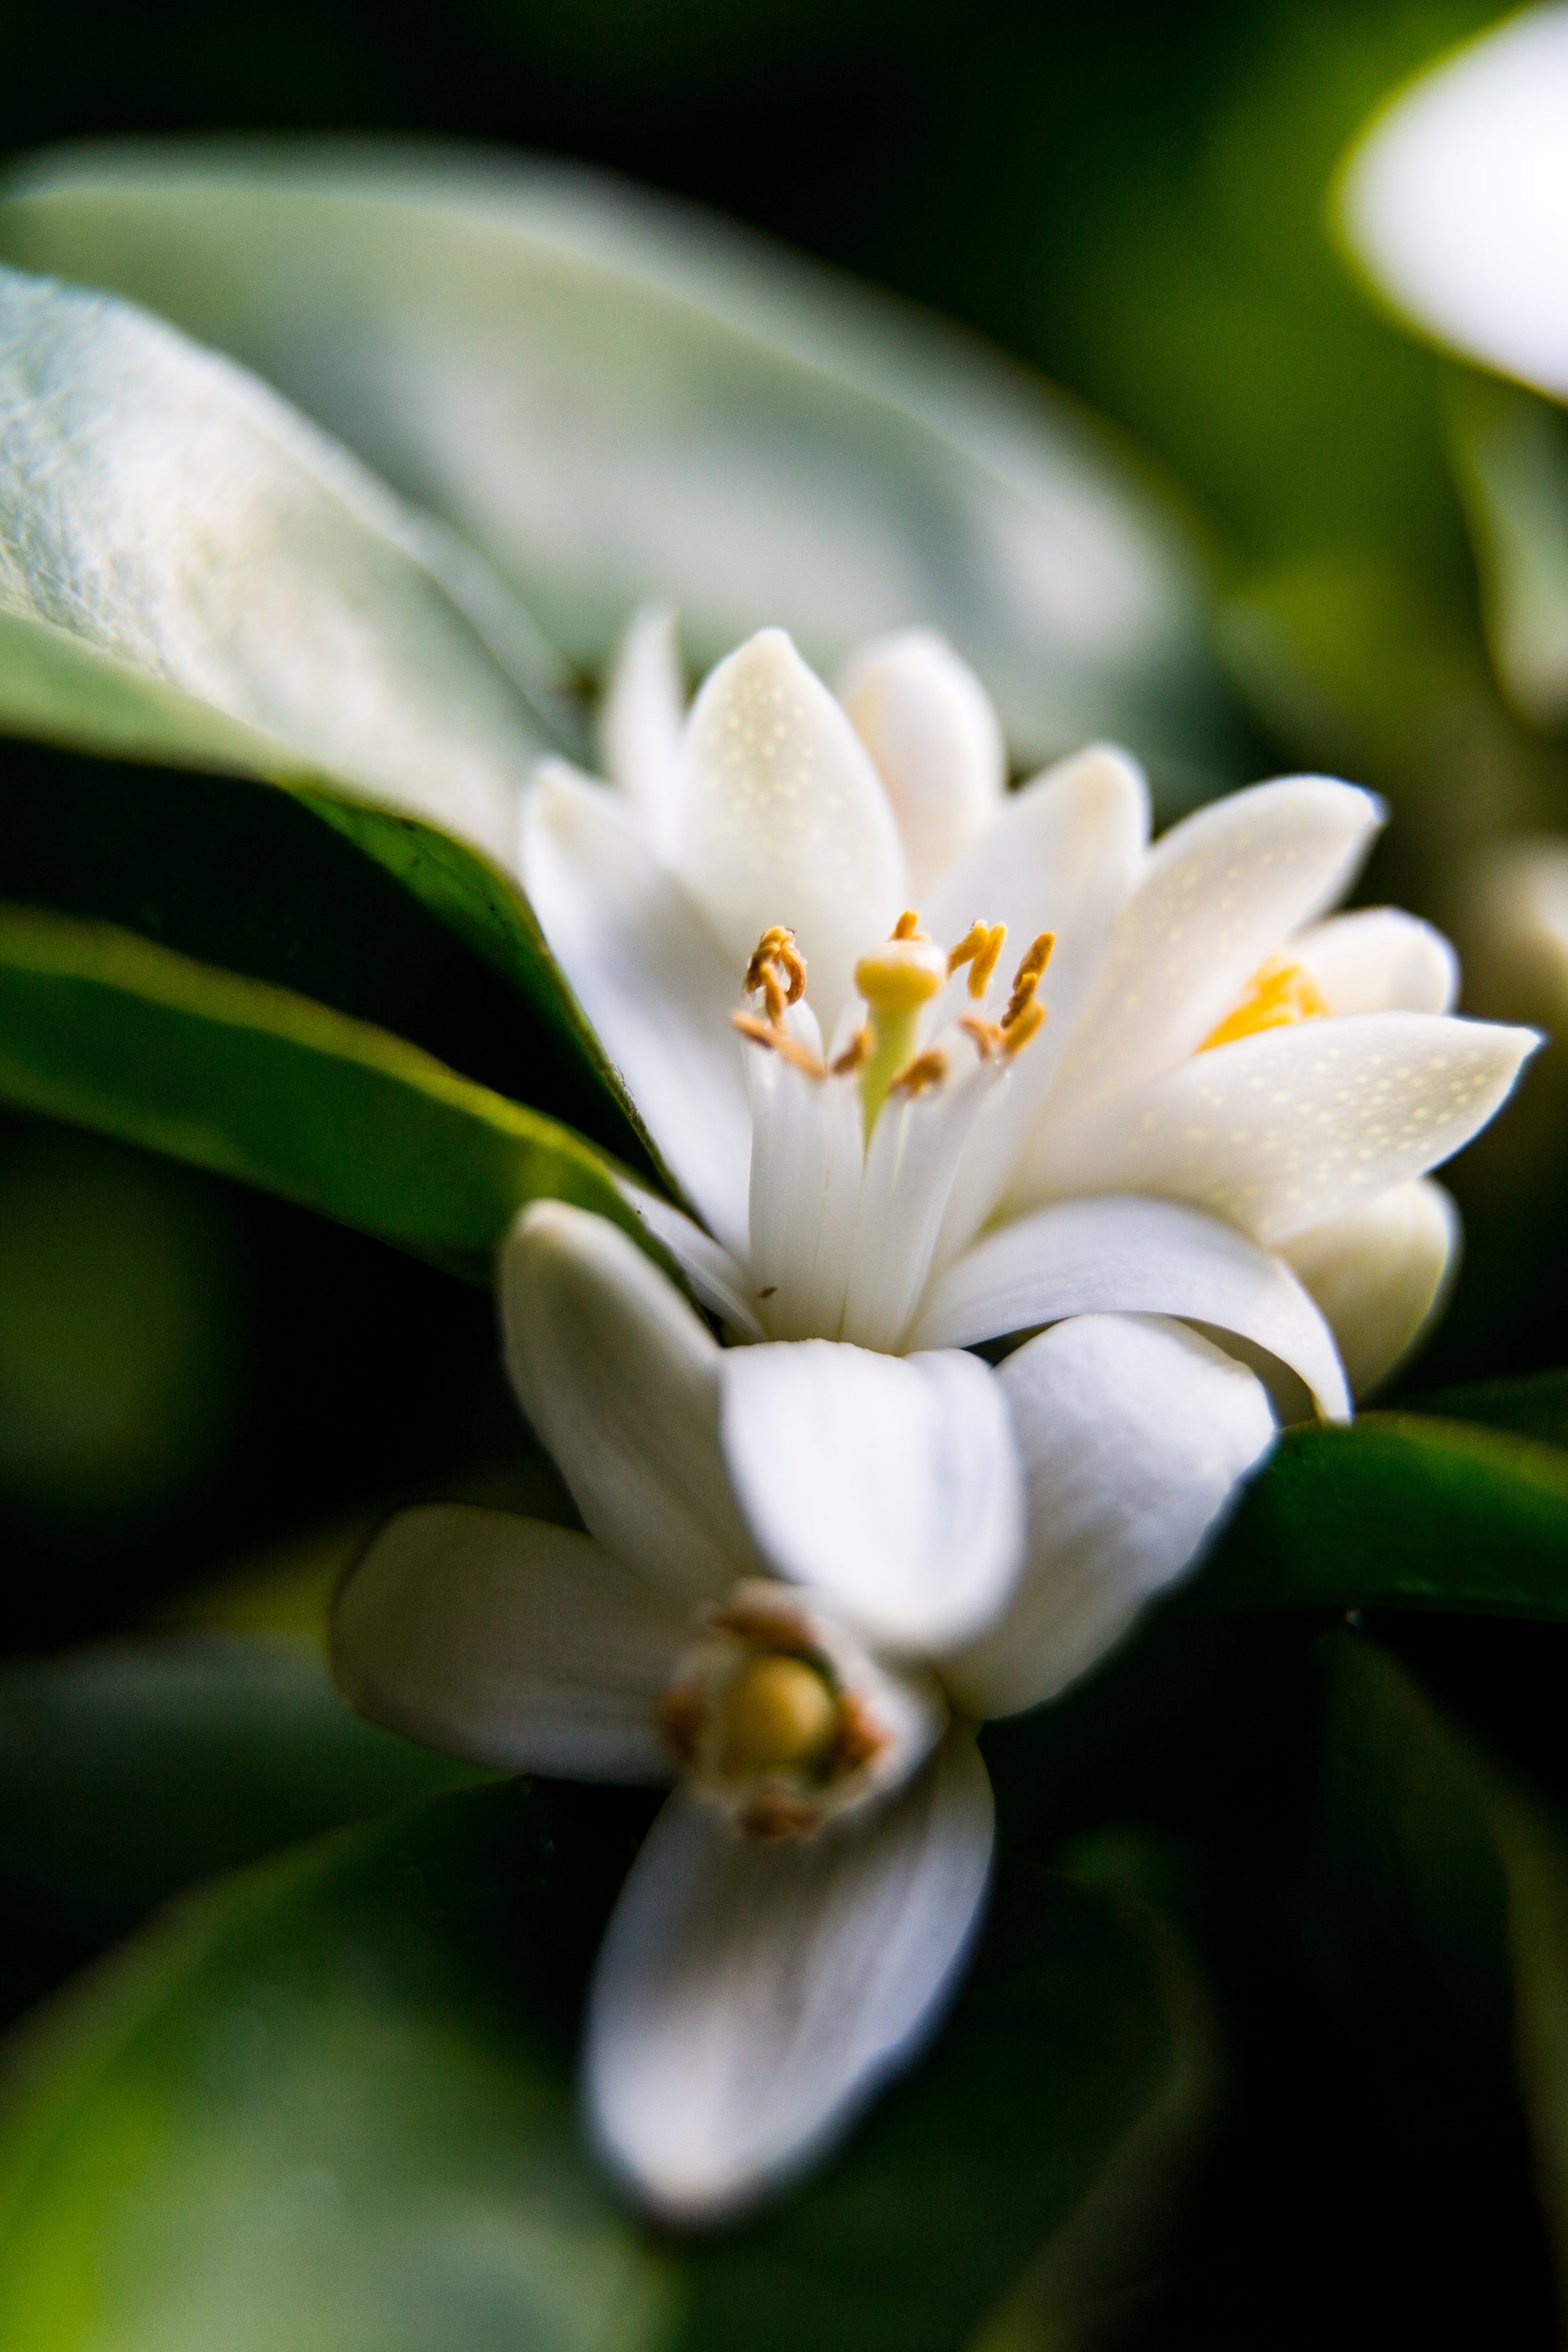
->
(0, 902), (645, 1284)
(0, 140), (1230, 780)
(0, 1780), (1205, 2352)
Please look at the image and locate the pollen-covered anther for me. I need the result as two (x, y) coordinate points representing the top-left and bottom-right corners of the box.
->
(731, 1010), (826, 1078)
(743, 925), (808, 1022)
(1200, 951), (1330, 1053)
(830, 1027), (872, 1076)
(947, 920), (1007, 999)
(889, 1048), (949, 1098)
(1001, 930), (1055, 1026)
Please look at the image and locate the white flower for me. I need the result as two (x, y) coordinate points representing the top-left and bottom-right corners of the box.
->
(1339, 5), (1568, 405)
(331, 1197), (1276, 2220)
(522, 616), (1537, 1406)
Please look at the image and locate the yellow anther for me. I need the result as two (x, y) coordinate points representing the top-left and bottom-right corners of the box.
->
(722, 1654), (840, 1774)
(854, 934), (947, 1011)
(731, 1010), (826, 1078)
(1001, 999), (1046, 1053)
(1200, 954), (1330, 1053)
(892, 909), (925, 941)
(947, 920), (1008, 999)
(744, 927), (808, 1023)
(959, 1015), (1004, 1059)
(890, 1048), (949, 1098)
(830, 1026), (872, 1076)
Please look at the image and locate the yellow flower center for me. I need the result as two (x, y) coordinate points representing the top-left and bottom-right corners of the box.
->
(721, 1654), (840, 1773)
(1199, 953), (1330, 1053)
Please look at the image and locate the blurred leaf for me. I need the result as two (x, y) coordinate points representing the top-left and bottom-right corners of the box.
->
(0, 902), (649, 1284)
(1449, 378), (1568, 732)
(0, 139), (1233, 783)
(1195, 1406), (1568, 1619)
(0, 262), (578, 856)
(0, 1783), (1208, 2352)
(1413, 1364), (1568, 1450)
(0, 1634), (488, 1951)
(1311, 1631), (1568, 2307)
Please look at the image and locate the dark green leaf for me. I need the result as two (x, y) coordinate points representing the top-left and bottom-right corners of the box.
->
(1193, 1408), (1568, 1620)
(0, 140), (1232, 785)
(0, 1783), (1205, 2352)
(0, 901), (649, 1284)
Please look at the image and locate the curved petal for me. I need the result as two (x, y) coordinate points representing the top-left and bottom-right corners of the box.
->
(1045, 777), (1384, 1126)
(500, 1200), (762, 1606)
(1028, 1012), (1538, 1248)
(1279, 1177), (1460, 1401)
(719, 1341), (1025, 1654)
(836, 629), (1006, 891)
(586, 1726), (994, 2222)
(946, 1315), (1275, 1720)
(1291, 907), (1458, 1013)
(924, 743), (1150, 1259)
(332, 1504), (686, 1780)
(599, 602), (686, 855)
(1339, 7), (1568, 402)
(519, 761), (752, 1252)
(675, 629), (908, 1028)
(909, 1192), (1350, 1422)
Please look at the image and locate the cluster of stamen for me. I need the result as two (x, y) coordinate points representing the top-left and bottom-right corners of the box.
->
(731, 907), (1056, 1133)
(658, 1590), (889, 1840)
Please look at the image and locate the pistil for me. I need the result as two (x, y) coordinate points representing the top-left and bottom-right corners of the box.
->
(853, 912), (948, 1135)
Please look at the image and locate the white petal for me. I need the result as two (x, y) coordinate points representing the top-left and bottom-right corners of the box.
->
(675, 629), (909, 1028)
(520, 760), (753, 1252)
(500, 1200), (761, 1606)
(618, 1177), (765, 1340)
(924, 743), (1150, 1259)
(840, 1054), (1010, 1352)
(599, 603), (686, 855)
(1339, 7), (1568, 402)
(743, 1051), (865, 1341)
(1279, 1177), (1460, 1401)
(1291, 907), (1458, 1013)
(719, 1341), (1025, 1654)
(836, 629), (1006, 891)
(332, 1505), (686, 1780)
(909, 1192), (1351, 1422)
(1044, 776), (1384, 1126)
(586, 1726), (994, 2222)
(946, 1315), (1276, 1720)
(1030, 1012), (1538, 1248)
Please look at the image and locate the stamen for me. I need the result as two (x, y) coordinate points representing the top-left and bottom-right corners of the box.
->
(1002, 999), (1046, 1053)
(947, 920), (1007, 999)
(889, 1048), (949, 1098)
(959, 1015), (1003, 1058)
(731, 1009), (826, 1078)
(1001, 931), (1055, 1029)
(1200, 953), (1330, 1053)
(830, 1026), (871, 1076)
(744, 925), (808, 1013)
(892, 909), (925, 941)
(658, 1684), (706, 1765)
(741, 1792), (826, 1841)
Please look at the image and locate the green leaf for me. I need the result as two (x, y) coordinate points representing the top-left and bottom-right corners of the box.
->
(0, 1781), (1206, 2352)
(0, 262), (578, 852)
(1310, 1633), (1568, 2304)
(1448, 376), (1568, 731)
(0, 1633), (488, 1951)
(0, 140), (1233, 785)
(1193, 1406), (1568, 1620)
(0, 901), (649, 1284)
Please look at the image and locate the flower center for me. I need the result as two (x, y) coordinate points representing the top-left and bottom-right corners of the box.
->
(1199, 952), (1330, 1052)
(719, 1653), (840, 1772)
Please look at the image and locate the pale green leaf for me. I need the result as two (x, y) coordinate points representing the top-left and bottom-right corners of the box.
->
(0, 141), (1231, 781)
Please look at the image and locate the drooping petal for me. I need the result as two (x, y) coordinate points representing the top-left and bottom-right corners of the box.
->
(519, 760), (752, 1252)
(675, 629), (909, 1028)
(500, 1200), (761, 1606)
(718, 1340), (1025, 1653)
(599, 603), (686, 855)
(946, 1314), (1276, 1720)
(836, 629), (1006, 891)
(1280, 1177), (1460, 1400)
(585, 1726), (994, 2222)
(924, 743), (1150, 1259)
(1291, 907), (1458, 1013)
(1026, 1012), (1537, 1248)
(743, 1049), (865, 1341)
(909, 1192), (1351, 1421)
(618, 1177), (765, 1340)
(332, 1504), (686, 1780)
(1338, 6), (1568, 403)
(1043, 777), (1384, 1127)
